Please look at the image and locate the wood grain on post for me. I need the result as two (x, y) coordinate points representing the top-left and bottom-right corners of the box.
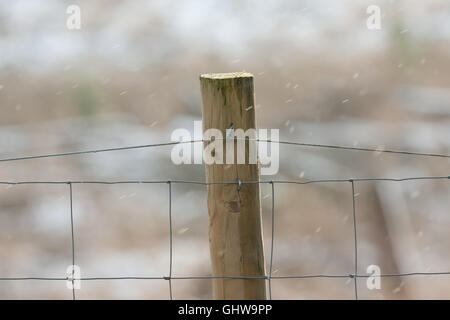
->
(200, 72), (266, 300)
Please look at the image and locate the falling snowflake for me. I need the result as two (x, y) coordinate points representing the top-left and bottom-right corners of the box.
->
(410, 191), (420, 199)
(178, 227), (190, 235)
(392, 287), (401, 294)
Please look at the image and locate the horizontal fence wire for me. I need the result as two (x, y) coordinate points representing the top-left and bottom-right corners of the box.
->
(0, 176), (448, 185)
(0, 139), (449, 300)
(0, 138), (449, 163)
(2, 272), (450, 281)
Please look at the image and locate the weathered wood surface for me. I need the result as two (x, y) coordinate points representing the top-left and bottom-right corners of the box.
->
(200, 72), (266, 300)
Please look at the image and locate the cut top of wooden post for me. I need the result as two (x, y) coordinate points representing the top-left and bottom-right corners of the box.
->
(200, 72), (253, 80)
(200, 72), (254, 90)
(199, 72), (255, 135)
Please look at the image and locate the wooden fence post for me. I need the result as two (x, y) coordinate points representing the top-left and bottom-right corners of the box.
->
(199, 72), (266, 300)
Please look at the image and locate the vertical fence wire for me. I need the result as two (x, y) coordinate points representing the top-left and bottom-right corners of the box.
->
(268, 181), (275, 300)
(350, 180), (358, 300)
(167, 181), (173, 300)
(69, 182), (76, 300)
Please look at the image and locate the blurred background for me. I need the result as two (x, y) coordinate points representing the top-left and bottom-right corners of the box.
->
(0, 0), (449, 299)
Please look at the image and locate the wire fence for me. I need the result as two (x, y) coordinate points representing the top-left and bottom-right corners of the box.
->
(0, 139), (449, 300)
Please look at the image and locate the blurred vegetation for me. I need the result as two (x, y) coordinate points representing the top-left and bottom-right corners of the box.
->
(72, 82), (101, 117)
